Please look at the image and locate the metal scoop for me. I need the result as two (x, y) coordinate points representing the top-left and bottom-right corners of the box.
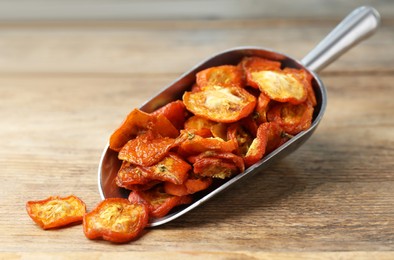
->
(98, 6), (380, 227)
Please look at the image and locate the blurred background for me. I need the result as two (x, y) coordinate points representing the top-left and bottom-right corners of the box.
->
(0, 0), (392, 21)
(0, 0), (391, 77)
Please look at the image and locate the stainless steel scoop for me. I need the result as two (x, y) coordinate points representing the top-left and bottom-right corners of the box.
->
(98, 6), (380, 227)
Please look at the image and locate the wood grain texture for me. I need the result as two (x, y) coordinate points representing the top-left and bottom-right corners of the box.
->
(0, 18), (391, 75)
(2, 252), (394, 260)
(0, 6), (393, 259)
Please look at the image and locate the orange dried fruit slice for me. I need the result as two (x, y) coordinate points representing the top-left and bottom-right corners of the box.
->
(116, 153), (191, 188)
(196, 65), (244, 89)
(267, 101), (313, 135)
(184, 115), (216, 137)
(250, 70), (307, 104)
(109, 109), (178, 152)
(178, 130), (237, 156)
(151, 100), (188, 130)
(227, 123), (254, 157)
(116, 161), (152, 188)
(128, 186), (192, 219)
(240, 56), (282, 89)
(83, 198), (148, 243)
(118, 131), (177, 167)
(243, 122), (285, 167)
(183, 85), (256, 123)
(189, 151), (245, 179)
(147, 153), (191, 185)
(164, 176), (213, 196)
(284, 68), (317, 107)
(26, 195), (86, 230)
(254, 92), (271, 124)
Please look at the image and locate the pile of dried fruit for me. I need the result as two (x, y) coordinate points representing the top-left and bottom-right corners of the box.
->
(26, 56), (316, 243)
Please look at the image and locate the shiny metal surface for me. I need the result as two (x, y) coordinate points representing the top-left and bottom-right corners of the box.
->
(302, 6), (380, 72)
(98, 6), (380, 227)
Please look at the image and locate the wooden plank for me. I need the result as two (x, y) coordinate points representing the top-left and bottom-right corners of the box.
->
(0, 19), (391, 76)
(2, 252), (394, 260)
(0, 4), (391, 253)
(0, 72), (393, 251)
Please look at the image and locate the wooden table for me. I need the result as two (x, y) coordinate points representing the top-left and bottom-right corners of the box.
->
(1, 4), (393, 259)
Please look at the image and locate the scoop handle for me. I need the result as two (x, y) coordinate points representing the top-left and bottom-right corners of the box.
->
(301, 6), (380, 72)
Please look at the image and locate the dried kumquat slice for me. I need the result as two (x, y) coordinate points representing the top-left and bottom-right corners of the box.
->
(163, 182), (189, 196)
(147, 153), (191, 185)
(210, 122), (228, 140)
(164, 176), (213, 196)
(192, 157), (239, 179)
(118, 131), (178, 167)
(284, 68), (317, 107)
(240, 115), (259, 136)
(128, 186), (192, 218)
(183, 85), (256, 123)
(116, 161), (152, 189)
(264, 122), (288, 154)
(109, 109), (150, 152)
(254, 92), (271, 124)
(122, 181), (161, 192)
(83, 198), (149, 243)
(243, 123), (269, 167)
(189, 151), (245, 173)
(184, 115), (216, 137)
(26, 195), (86, 230)
(267, 101), (313, 135)
(250, 70), (307, 104)
(243, 122), (286, 167)
(240, 56), (282, 89)
(151, 100), (188, 130)
(178, 130), (237, 156)
(109, 109), (178, 152)
(227, 123), (254, 157)
(196, 65), (244, 89)
(117, 153), (190, 188)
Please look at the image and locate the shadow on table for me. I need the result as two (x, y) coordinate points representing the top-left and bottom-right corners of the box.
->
(163, 134), (358, 228)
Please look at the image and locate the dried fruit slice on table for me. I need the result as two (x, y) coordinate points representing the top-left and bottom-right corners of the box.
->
(26, 195), (86, 230)
(83, 198), (149, 243)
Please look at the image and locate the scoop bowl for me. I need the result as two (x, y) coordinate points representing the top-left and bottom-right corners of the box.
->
(98, 6), (380, 227)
